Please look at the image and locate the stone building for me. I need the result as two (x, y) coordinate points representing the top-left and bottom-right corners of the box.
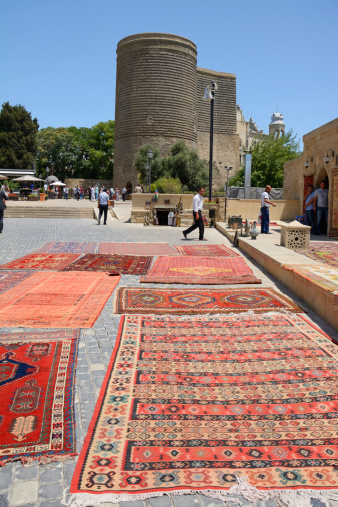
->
(269, 111), (285, 138)
(283, 117), (338, 236)
(113, 33), (239, 190)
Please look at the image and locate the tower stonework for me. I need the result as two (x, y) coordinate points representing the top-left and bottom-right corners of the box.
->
(269, 112), (285, 138)
(113, 33), (239, 189)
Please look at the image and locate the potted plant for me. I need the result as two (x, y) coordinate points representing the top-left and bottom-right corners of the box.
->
(38, 188), (46, 201)
(27, 194), (39, 201)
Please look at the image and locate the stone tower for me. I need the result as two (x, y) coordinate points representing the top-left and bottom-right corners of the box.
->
(114, 33), (198, 189)
(269, 111), (285, 138)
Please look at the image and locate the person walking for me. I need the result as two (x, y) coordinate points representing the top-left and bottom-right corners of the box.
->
(94, 185), (99, 201)
(305, 184), (316, 234)
(314, 181), (329, 235)
(0, 184), (9, 233)
(98, 187), (109, 225)
(182, 187), (207, 241)
(91, 186), (95, 202)
(260, 185), (276, 234)
(122, 186), (126, 201)
(63, 186), (69, 200)
(115, 188), (120, 201)
(76, 186), (80, 201)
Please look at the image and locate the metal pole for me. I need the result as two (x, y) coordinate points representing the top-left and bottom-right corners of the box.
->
(209, 82), (215, 201)
(149, 159), (151, 193)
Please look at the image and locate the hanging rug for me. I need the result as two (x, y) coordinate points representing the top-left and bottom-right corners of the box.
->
(70, 314), (338, 505)
(0, 329), (79, 466)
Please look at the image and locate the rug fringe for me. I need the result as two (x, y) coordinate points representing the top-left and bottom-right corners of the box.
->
(65, 476), (338, 507)
(0, 453), (77, 468)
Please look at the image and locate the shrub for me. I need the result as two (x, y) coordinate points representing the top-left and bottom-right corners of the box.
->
(155, 177), (182, 194)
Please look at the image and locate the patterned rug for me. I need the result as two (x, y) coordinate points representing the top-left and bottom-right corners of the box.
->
(70, 314), (338, 504)
(283, 264), (338, 292)
(174, 244), (240, 257)
(37, 241), (99, 254)
(140, 256), (261, 285)
(297, 241), (338, 268)
(0, 253), (80, 271)
(0, 329), (79, 466)
(0, 270), (35, 295)
(114, 287), (304, 314)
(63, 254), (152, 275)
(0, 271), (120, 328)
(99, 243), (178, 256)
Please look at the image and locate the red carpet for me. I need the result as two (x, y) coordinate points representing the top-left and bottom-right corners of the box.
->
(174, 244), (240, 257)
(140, 256), (261, 284)
(115, 287), (304, 314)
(71, 314), (338, 504)
(0, 329), (79, 466)
(99, 242), (178, 256)
(63, 254), (152, 275)
(0, 271), (120, 328)
(0, 253), (80, 271)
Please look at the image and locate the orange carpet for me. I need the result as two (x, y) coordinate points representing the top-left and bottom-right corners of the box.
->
(0, 271), (120, 328)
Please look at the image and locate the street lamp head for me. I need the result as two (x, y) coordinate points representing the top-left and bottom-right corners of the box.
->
(147, 149), (153, 160)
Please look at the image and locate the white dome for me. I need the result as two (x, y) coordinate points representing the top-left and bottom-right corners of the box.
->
(270, 112), (285, 125)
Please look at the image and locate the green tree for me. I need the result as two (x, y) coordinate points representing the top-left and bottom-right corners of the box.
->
(0, 102), (39, 168)
(155, 177), (182, 194)
(229, 130), (301, 187)
(134, 144), (163, 184)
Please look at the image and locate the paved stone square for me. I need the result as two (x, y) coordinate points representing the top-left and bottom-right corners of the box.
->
(0, 213), (337, 507)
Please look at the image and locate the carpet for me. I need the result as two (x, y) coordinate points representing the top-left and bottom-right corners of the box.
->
(114, 287), (304, 315)
(283, 264), (338, 292)
(37, 241), (99, 254)
(0, 329), (79, 466)
(0, 253), (81, 271)
(0, 271), (120, 328)
(140, 256), (261, 285)
(70, 314), (338, 505)
(0, 270), (35, 295)
(174, 244), (240, 257)
(99, 243), (178, 256)
(63, 254), (152, 275)
(297, 242), (338, 268)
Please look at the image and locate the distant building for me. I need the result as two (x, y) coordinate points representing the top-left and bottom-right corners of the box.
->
(269, 111), (286, 138)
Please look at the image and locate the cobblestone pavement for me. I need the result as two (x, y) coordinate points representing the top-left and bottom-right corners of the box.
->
(0, 216), (337, 507)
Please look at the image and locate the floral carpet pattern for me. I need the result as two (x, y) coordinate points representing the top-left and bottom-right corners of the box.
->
(36, 241), (99, 254)
(296, 241), (338, 268)
(115, 287), (304, 314)
(0, 271), (120, 328)
(0, 270), (35, 295)
(140, 256), (261, 285)
(283, 265), (338, 292)
(63, 254), (152, 275)
(174, 245), (240, 257)
(0, 329), (79, 466)
(71, 314), (338, 502)
(99, 242), (178, 256)
(0, 253), (80, 271)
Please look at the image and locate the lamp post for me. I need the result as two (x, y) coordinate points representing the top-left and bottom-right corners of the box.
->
(208, 81), (215, 202)
(145, 163), (150, 192)
(146, 149), (153, 193)
(224, 166), (232, 224)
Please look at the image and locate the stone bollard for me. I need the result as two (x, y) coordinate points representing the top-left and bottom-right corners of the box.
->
(280, 220), (311, 250)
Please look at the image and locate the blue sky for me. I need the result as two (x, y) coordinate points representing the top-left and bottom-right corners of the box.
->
(1, 0), (337, 144)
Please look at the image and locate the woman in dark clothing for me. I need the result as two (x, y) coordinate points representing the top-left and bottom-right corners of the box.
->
(0, 185), (9, 233)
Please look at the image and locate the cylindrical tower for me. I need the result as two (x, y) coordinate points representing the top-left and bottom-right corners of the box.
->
(113, 33), (198, 189)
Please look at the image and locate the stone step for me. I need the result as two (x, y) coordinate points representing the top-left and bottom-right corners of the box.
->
(5, 207), (95, 219)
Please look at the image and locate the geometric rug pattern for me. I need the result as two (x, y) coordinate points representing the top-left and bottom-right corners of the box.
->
(174, 244), (240, 257)
(62, 254), (153, 275)
(0, 253), (81, 271)
(36, 241), (99, 254)
(99, 243), (178, 256)
(0, 329), (79, 466)
(115, 287), (304, 314)
(297, 241), (338, 268)
(0, 270), (35, 295)
(140, 256), (261, 285)
(0, 271), (120, 328)
(71, 314), (338, 501)
(283, 264), (338, 292)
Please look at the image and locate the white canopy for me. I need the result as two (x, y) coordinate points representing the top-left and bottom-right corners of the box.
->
(0, 174), (8, 180)
(50, 181), (66, 186)
(12, 175), (44, 182)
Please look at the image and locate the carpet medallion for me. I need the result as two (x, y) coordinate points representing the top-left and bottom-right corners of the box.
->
(71, 314), (338, 504)
(99, 243), (178, 256)
(0, 329), (79, 466)
(114, 288), (304, 314)
(0, 253), (80, 271)
(297, 242), (338, 268)
(0, 270), (35, 295)
(37, 241), (99, 254)
(63, 254), (152, 275)
(0, 271), (120, 328)
(174, 245), (240, 257)
(140, 256), (261, 285)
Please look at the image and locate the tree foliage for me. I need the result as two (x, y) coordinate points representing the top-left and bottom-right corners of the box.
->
(229, 130), (301, 187)
(135, 141), (208, 192)
(0, 102), (39, 168)
(155, 177), (182, 194)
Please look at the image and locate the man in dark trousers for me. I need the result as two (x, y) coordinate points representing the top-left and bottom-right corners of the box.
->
(98, 188), (109, 225)
(0, 184), (9, 233)
(183, 187), (207, 241)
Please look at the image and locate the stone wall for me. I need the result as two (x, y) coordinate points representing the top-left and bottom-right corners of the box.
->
(226, 199), (300, 222)
(65, 178), (114, 190)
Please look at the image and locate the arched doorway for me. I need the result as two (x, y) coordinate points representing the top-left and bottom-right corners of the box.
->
(314, 167), (329, 235)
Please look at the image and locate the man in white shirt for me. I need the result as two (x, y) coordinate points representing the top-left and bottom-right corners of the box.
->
(98, 188), (109, 225)
(313, 181), (329, 235)
(183, 187), (207, 241)
(260, 185), (276, 234)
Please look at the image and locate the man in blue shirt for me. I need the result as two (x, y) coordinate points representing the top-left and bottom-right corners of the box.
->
(98, 188), (109, 225)
(304, 184), (316, 234)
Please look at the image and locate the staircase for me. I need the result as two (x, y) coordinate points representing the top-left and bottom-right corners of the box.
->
(5, 207), (95, 219)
